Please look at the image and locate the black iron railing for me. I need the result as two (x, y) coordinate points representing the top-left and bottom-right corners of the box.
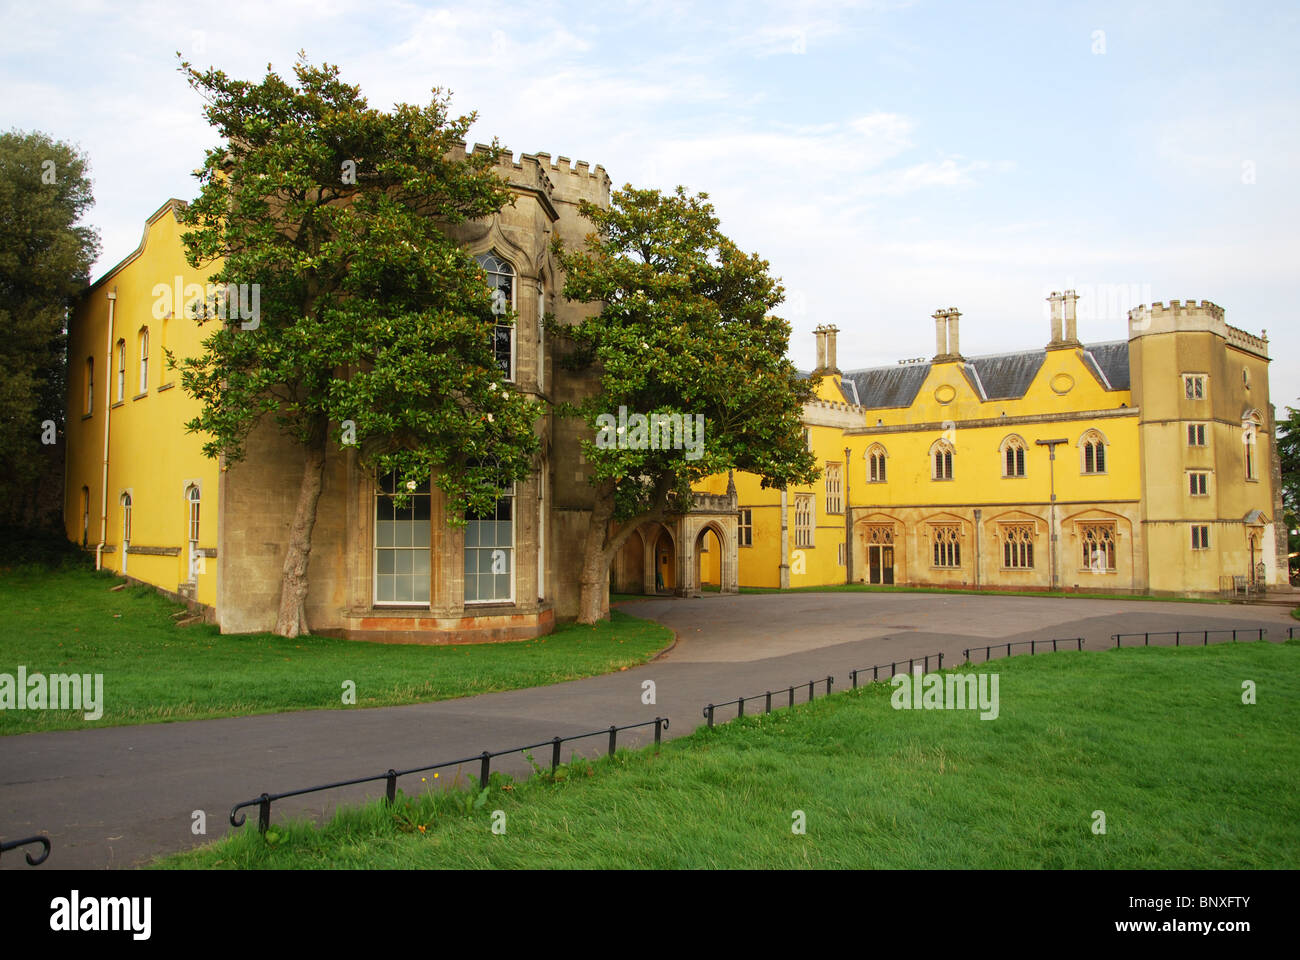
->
(703, 677), (833, 728)
(964, 638), (1084, 662)
(848, 652), (946, 687)
(0, 835), (50, 866)
(230, 717), (669, 833)
(1114, 628), (1265, 647)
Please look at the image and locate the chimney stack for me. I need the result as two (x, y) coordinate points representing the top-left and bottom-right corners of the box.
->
(824, 324), (839, 373)
(933, 310), (948, 358)
(813, 325), (827, 371)
(1046, 292), (1064, 345)
(1063, 290), (1079, 343)
(946, 308), (961, 358)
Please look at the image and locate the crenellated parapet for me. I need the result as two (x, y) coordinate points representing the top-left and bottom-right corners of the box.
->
(1226, 324), (1269, 359)
(1127, 299), (1267, 358)
(446, 142), (612, 209)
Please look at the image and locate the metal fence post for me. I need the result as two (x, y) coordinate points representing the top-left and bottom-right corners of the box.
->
(850, 669), (858, 689)
(766, 691), (772, 713)
(480, 751), (491, 788)
(654, 717), (664, 746)
(827, 675), (833, 694)
(738, 697), (745, 718)
(385, 770), (397, 805)
(608, 725), (618, 756)
(706, 704), (715, 728)
(258, 794), (271, 835)
(551, 736), (562, 773)
(939, 652), (944, 670)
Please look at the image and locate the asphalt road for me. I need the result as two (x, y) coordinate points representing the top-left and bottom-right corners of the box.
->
(1, 592), (1293, 869)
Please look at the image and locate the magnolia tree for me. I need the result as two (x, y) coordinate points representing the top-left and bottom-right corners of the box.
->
(557, 185), (819, 623)
(176, 56), (539, 637)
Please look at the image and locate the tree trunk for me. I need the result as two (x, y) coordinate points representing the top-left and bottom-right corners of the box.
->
(275, 435), (327, 638)
(577, 491), (615, 625)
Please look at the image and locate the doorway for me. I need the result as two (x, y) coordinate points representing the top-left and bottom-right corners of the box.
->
(867, 544), (894, 584)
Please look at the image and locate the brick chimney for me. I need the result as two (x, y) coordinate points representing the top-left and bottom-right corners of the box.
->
(1063, 289), (1080, 343)
(824, 324), (839, 374)
(932, 309), (962, 361)
(813, 325), (827, 370)
(1046, 291), (1065, 346)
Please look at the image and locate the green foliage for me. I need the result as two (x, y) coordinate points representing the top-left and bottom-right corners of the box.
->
(0, 130), (100, 526)
(0, 523), (94, 570)
(555, 185), (818, 523)
(1277, 404), (1299, 582)
(173, 54), (538, 518)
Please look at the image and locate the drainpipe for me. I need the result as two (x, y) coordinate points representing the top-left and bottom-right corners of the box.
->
(96, 288), (116, 571)
(779, 488), (790, 589)
(844, 446), (852, 584)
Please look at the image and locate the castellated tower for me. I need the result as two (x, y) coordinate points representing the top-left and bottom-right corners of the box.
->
(1127, 300), (1283, 591)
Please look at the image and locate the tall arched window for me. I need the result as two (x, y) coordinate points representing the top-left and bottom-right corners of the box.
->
(138, 327), (150, 394)
(1242, 410), (1262, 481)
(116, 339), (126, 402)
(1080, 430), (1107, 475)
(120, 492), (132, 573)
(866, 443), (887, 483)
(185, 485), (201, 581)
(80, 485), (90, 547)
(1001, 435), (1027, 478)
(475, 253), (515, 381)
(84, 357), (94, 414)
(537, 277), (546, 392)
(930, 439), (954, 481)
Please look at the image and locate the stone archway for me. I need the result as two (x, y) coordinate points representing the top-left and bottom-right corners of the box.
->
(680, 517), (738, 596)
(612, 527), (645, 594)
(651, 526), (676, 594)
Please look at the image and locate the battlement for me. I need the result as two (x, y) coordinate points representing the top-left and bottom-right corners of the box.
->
(1128, 299), (1225, 323)
(446, 142), (611, 207)
(1226, 324), (1269, 358)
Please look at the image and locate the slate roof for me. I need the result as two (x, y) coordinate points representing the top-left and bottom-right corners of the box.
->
(837, 363), (932, 409)
(1080, 341), (1131, 390)
(836, 341), (1131, 409)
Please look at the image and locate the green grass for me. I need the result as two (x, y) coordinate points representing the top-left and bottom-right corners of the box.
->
(0, 568), (673, 735)
(737, 582), (1227, 603)
(160, 639), (1300, 869)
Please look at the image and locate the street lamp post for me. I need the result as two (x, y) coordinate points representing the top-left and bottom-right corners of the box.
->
(1035, 439), (1069, 591)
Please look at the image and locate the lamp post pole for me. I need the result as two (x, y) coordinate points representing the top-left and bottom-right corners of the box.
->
(1036, 439), (1069, 591)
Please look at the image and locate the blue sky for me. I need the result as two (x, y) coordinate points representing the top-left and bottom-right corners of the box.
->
(4, 0), (1296, 410)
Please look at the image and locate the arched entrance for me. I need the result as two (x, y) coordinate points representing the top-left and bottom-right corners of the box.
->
(652, 528), (676, 594)
(612, 528), (645, 594)
(695, 525), (722, 592)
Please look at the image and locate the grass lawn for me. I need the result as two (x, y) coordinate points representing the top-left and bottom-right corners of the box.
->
(0, 568), (673, 735)
(160, 639), (1300, 869)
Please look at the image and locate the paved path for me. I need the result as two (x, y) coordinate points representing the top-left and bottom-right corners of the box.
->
(1, 593), (1293, 869)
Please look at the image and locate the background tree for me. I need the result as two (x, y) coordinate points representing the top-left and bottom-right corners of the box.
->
(0, 130), (100, 529)
(1277, 403), (1299, 584)
(177, 55), (539, 637)
(557, 185), (819, 623)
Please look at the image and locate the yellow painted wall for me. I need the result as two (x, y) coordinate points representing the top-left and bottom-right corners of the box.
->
(64, 201), (221, 607)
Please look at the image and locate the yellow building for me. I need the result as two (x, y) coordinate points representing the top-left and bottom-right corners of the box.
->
(701, 295), (1285, 596)
(63, 199), (221, 610)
